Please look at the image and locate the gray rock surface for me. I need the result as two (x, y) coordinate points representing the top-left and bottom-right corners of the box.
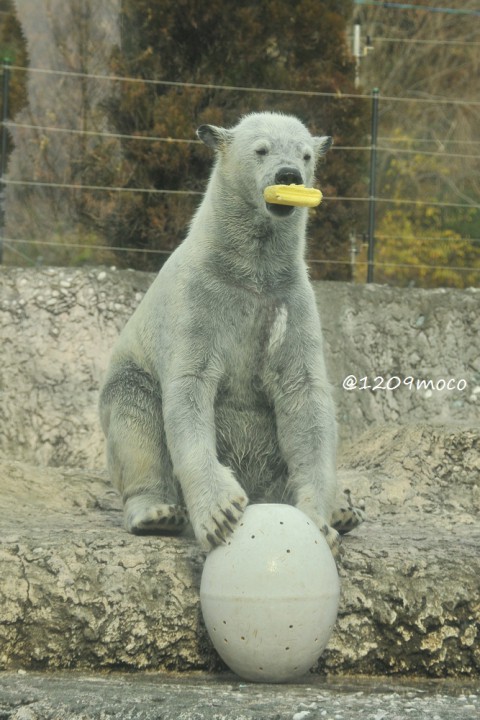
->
(1, 425), (478, 677)
(1, 671), (479, 720)
(0, 267), (478, 467)
(0, 267), (479, 686)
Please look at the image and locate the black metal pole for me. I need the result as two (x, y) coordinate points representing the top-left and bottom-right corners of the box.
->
(0, 58), (11, 264)
(367, 87), (379, 283)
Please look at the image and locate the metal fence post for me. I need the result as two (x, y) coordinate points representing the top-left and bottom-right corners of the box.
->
(367, 87), (379, 283)
(0, 58), (11, 264)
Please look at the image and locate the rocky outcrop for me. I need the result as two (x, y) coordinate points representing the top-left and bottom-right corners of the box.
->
(1, 425), (478, 677)
(0, 267), (479, 679)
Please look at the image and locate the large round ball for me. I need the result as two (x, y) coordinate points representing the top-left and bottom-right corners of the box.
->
(200, 503), (340, 683)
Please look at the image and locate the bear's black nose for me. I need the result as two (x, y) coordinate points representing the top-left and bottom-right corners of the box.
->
(275, 167), (303, 185)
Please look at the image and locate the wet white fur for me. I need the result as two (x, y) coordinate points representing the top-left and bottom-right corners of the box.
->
(99, 112), (339, 550)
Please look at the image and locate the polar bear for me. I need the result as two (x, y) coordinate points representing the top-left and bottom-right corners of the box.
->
(99, 112), (362, 552)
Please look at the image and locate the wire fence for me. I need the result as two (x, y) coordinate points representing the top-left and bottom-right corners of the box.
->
(1, 62), (479, 285)
(4, 234), (476, 274)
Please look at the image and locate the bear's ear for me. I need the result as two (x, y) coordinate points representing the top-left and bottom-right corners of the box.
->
(197, 124), (233, 151)
(313, 135), (333, 157)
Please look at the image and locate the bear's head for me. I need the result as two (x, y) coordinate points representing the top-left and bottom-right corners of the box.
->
(197, 112), (332, 219)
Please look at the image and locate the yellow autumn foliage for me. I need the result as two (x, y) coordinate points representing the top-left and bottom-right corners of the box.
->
(355, 133), (480, 288)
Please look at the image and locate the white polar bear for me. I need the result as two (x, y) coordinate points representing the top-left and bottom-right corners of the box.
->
(99, 112), (362, 552)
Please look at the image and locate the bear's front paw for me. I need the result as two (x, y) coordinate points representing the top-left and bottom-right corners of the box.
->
(295, 504), (341, 558)
(202, 497), (248, 550)
(321, 523), (341, 557)
(189, 469), (248, 551)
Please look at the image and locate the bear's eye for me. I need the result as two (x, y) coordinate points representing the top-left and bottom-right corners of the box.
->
(304, 152), (312, 162)
(255, 147), (269, 156)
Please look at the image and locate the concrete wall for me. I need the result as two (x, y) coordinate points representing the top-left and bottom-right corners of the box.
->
(0, 267), (478, 468)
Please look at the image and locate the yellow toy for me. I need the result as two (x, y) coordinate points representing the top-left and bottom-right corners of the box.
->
(263, 184), (323, 208)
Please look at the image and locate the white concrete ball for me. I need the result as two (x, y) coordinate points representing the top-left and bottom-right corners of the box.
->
(200, 503), (340, 683)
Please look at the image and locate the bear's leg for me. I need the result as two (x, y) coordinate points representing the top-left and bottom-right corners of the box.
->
(270, 376), (340, 553)
(100, 367), (188, 536)
(162, 375), (248, 550)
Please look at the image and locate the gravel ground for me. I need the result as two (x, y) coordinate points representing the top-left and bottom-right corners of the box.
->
(0, 671), (479, 720)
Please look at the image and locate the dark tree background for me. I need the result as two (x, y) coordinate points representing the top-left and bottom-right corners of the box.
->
(0, 0), (28, 169)
(1, 0), (368, 278)
(98, 0), (368, 278)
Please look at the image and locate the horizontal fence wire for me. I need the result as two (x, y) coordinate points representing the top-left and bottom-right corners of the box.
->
(6, 121), (480, 160)
(6, 63), (480, 107)
(3, 178), (477, 210)
(3, 236), (479, 275)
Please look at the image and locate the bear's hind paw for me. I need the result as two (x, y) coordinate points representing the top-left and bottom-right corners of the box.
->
(331, 493), (365, 536)
(125, 498), (189, 536)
